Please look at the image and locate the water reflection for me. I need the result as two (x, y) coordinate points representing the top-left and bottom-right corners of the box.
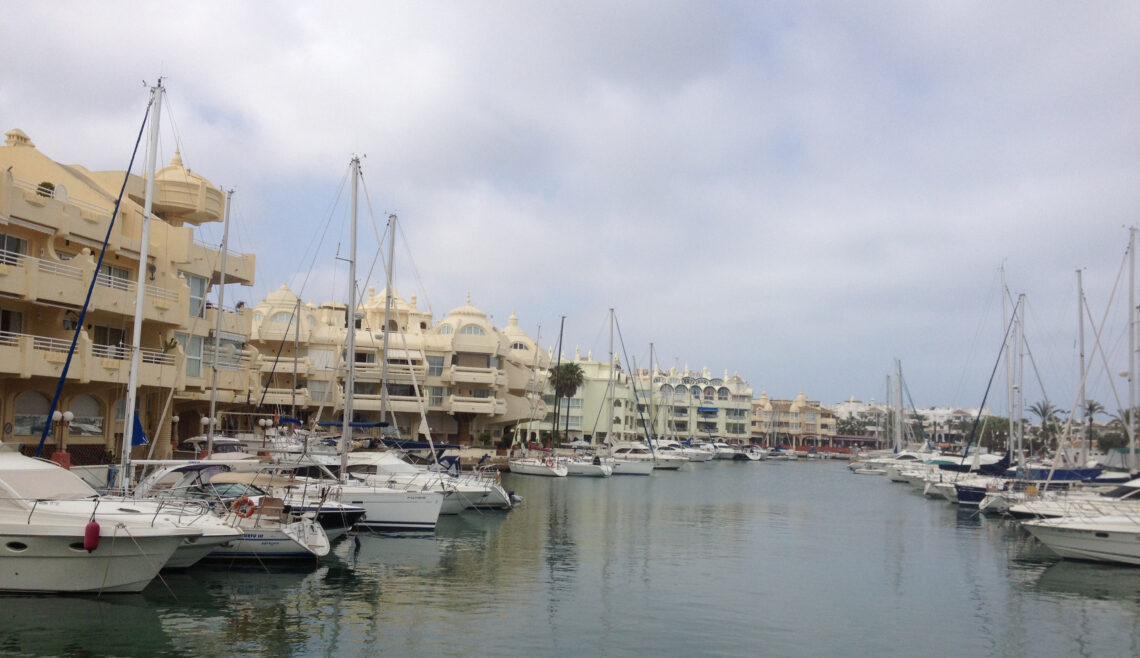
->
(1035, 560), (1140, 606)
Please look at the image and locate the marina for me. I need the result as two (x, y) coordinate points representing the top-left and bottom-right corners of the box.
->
(4, 459), (1140, 656)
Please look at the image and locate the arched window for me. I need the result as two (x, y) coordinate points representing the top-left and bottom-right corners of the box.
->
(460, 324), (485, 336)
(660, 384), (674, 396)
(717, 387), (730, 400)
(691, 386), (702, 397)
(438, 325), (454, 335)
(511, 341), (529, 351)
(269, 312), (295, 324)
(253, 312), (262, 322)
(69, 394), (103, 437)
(14, 391), (50, 436)
(703, 386), (716, 400)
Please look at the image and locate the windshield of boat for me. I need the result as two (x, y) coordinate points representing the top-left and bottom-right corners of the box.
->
(0, 467), (98, 500)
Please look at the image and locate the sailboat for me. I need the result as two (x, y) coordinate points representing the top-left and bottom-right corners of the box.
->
(283, 157), (445, 531)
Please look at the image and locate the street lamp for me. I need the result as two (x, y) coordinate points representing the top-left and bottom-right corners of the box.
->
(51, 410), (73, 468)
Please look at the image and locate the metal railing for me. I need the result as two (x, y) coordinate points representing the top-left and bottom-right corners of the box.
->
(12, 176), (111, 217)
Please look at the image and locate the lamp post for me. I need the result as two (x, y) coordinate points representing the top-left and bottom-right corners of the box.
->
(258, 418), (269, 448)
(51, 410), (73, 468)
(171, 415), (180, 452)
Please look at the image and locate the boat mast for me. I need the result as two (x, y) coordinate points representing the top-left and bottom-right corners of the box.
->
(1001, 267), (1015, 463)
(605, 308), (615, 443)
(206, 188), (232, 457)
(339, 157), (360, 481)
(1015, 295), (1026, 462)
(1130, 227), (1138, 473)
(378, 214), (396, 428)
(1077, 269), (1087, 465)
(121, 80), (163, 492)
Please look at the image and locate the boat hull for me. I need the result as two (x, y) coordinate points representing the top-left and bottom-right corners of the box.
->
(1023, 517), (1140, 565)
(0, 524), (192, 593)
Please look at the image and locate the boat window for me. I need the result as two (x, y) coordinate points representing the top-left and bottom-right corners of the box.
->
(0, 467), (97, 499)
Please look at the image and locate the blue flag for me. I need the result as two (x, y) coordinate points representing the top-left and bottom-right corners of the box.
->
(131, 415), (149, 446)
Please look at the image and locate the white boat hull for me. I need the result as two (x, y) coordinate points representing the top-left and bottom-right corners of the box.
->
(509, 459), (568, 477)
(566, 461), (613, 477)
(331, 485), (445, 531)
(206, 519), (329, 559)
(0, 523), (193, 593)
(1023, 516), (1140, 565)
(611, 460), (654, 476)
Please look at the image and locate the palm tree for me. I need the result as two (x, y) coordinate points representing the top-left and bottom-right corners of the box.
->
(548, 362), (585, 446)
(1029, 400), (1061, 456)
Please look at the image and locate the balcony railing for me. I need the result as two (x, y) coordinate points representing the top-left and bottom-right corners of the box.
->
(0, 330), (175, 366)
(13, 176), (111, 217)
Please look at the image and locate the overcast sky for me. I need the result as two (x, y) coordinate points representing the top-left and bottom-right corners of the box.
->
(3, 2), (1139, 414)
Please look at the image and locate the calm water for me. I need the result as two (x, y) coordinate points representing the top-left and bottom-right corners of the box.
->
(4, 461), (1140, 657)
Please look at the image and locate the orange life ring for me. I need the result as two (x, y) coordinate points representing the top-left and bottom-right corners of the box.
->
(545, 458), (554, 468)
(232, 496), (256, 518)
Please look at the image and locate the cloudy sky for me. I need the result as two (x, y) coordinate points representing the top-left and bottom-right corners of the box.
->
(3, 2), (1139, 414)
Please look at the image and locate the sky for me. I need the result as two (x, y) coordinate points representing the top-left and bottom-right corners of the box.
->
(3, 1), (1139, 414)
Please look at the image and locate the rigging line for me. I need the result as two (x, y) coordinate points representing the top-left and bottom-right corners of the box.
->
(36, 94), (153, 457)
(253, 165), (351, 411)
(357, 171), (393, 298)
(951, 267), (1003, 408)
(395, 218), (433, 318)
(613, 314), (654, 452)
(957, 295), (1022, 465)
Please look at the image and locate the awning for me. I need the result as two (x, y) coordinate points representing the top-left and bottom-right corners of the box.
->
(697, 407), (719, 414)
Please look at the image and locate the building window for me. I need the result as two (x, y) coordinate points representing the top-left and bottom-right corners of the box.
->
(269, 311), (295, 324)
(0, 233), (28, 265)
(427, 356), (444, 377)
(69, 394), (103, 437)
(510, 341), (528, 351)
(175, 332), (203, 378)
(99, 264), (131, 291)
(183, 273), (207, 318)
(718, 387), (730, 400)
(13, 391), (50, 436)
(354, 351), (376, 364)
(429, 386), (446, 406)
(0, 308), (24, 334)
(438, 325), (453, 335)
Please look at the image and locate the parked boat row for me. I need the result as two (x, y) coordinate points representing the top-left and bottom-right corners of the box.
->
(508, 438), (781, 479)
(851, 447), (1140, 566)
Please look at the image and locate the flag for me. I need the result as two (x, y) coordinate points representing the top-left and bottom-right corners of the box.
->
(131, 415), (149, 446)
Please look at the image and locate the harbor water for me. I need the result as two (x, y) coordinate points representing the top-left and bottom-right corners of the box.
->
(4, 460), (1140, 657)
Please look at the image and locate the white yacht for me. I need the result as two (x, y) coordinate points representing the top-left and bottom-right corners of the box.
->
(346, 451), (514, 512)
(1022, 514), (1140, 565)
(0, 450), (207, 592)
(565, 455), (614, 477)
(509, 455), (568, 477)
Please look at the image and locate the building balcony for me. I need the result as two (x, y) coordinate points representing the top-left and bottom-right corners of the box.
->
(189, 240), (255, 287)
(204, 305), (253, 340)
(448, 395), (496, 415)
(0, 250), (187, 325)
(0, 329), (177, 387)
(448, 364), (504, 386)
(256, 387), (309, 406)
(259, 355), (313, 377)
(382, 363), (429, 386)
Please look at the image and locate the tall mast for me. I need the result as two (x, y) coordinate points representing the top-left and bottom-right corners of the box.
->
(378, 214), (397, 426)
(339, 157), (360, 480)
(292, 296), (299, 418)
(605, 308), (615, 443)
(1131, 227), (1137, 472)
(1002, 267), (1015, 460)
(1077, 269), (1087, 464)
(121, 80), (163, 492)
(206, 188), (232, 457)
(1016, 295), (1026, 462)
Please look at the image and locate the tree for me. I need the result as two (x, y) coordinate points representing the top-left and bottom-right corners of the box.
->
(1029, 400), (1062, 456)
(836, 415), (866, 436)
(548, 362), (585, 446)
